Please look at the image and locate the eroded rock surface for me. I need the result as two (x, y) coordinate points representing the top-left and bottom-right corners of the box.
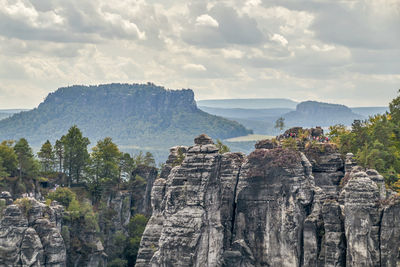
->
(0, 200), (67, 267)
(138, 135), (400, 267)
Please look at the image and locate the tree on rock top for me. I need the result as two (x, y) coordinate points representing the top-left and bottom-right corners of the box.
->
(61, 126), (90, 186)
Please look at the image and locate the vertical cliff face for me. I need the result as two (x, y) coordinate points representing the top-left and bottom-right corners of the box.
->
(137, 135), (400, 267)
(227, 148), (314, 266)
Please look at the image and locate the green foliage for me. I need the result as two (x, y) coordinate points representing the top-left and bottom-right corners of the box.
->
(143, 152), (156, 167)
(216, 139), (230, 154)
(0, 158), (8, 179)
(108, 258), (128, 267)
(63, 199), (100, 239)
(389, 89), (400, 122)
(281, 138), (298, 150)
(0, 198), (6, 216)
(47, 187), (76, 207)
(61, 226), (71, 246)
(38, 140), (55, 173)
(54, 139), (64, 173)
(62, 126), (90, 185)
(125, 214), (149, 266)
(0, 141), (17, 178)
(14, 138), (39, 180)
(330, 91), (400, 188)
(173, 147), (185, 167)
(14, 197), (33, 216)
(119, 153), (134, 181)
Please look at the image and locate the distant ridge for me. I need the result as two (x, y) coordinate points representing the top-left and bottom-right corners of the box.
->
(0, 83), (251, 161)
(351, 106), (388, 117)
(197, 98), (298, 109)
(0, 109), (29, 120)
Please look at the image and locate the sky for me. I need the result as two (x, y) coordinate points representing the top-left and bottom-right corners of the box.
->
(0, 0), (399, 109)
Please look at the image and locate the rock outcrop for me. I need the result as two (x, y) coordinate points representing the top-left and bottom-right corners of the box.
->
(0, 195), (109, 267)
(137, 135), (400, 267)
(0, 198), (67, 267)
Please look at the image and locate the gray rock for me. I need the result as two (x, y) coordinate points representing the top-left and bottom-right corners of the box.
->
(159, 146), (188, 179)
(137, 139), (400, 267)
(0, 191), (13, 205)
(0, 205), (28, 266)
(254, 139), (277, 149)
(380, 199), (400, 266)
(304, 143), (344, 197)
(194, 133), (214, 145)
(228, 148), (314, 266)
(345, 153), (357, 173)
(131, 165), (158, 216)
(135, 179), (167, 267)
(20, 227), (44, 267)
(32, 219), (67, 266)
(0, 199), (67, 267)
(340, 170), (381, 266)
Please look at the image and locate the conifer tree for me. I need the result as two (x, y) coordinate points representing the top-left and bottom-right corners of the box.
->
(14, 138), (39, 180)
(38, 140), (55, 173)
(62, 126), (90, 185)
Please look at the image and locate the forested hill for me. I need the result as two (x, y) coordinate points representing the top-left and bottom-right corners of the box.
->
(0, 83), (251, 154)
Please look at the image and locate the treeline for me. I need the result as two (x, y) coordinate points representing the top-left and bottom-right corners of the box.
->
(328, 90), (400, 189)
(0, 125), (155, 199)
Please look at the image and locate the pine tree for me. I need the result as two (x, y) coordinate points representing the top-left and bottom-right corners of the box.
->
(14, 138), (39, 180)
(143, 152), (155, 167)
(62, 126), (90, 185)
(38, 140), (55, 173)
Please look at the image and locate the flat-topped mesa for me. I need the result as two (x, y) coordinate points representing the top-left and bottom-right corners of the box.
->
(138, 135), (400, 267)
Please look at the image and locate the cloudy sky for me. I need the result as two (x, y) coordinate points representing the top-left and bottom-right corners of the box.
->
(0, 0), (399, 108)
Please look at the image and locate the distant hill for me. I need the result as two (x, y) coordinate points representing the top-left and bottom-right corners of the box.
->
(0, 109), (28, 120)
(198, 106), (293, 119)
(197, 98), (298, 109)
(0, 83), (251, 161)
(350, 107), (388, 118)
(283, 101), (363, 127)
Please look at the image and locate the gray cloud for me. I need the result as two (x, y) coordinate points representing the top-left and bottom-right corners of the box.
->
(182, 3), (265, 47)
(0, 0), (398, 109)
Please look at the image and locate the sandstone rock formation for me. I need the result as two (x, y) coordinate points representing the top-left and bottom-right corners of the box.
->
(0, 197), (67, 267)
(137, 135), (400, 267)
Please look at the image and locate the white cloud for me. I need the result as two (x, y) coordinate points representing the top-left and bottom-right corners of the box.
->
(221, 49), (244, 59)
(195, 14), (219, 27)
(103, 12), (146, 40)
(183, 63), (207, 71)
(270, 33), (288, 46)
(311, 44), (335, 52)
